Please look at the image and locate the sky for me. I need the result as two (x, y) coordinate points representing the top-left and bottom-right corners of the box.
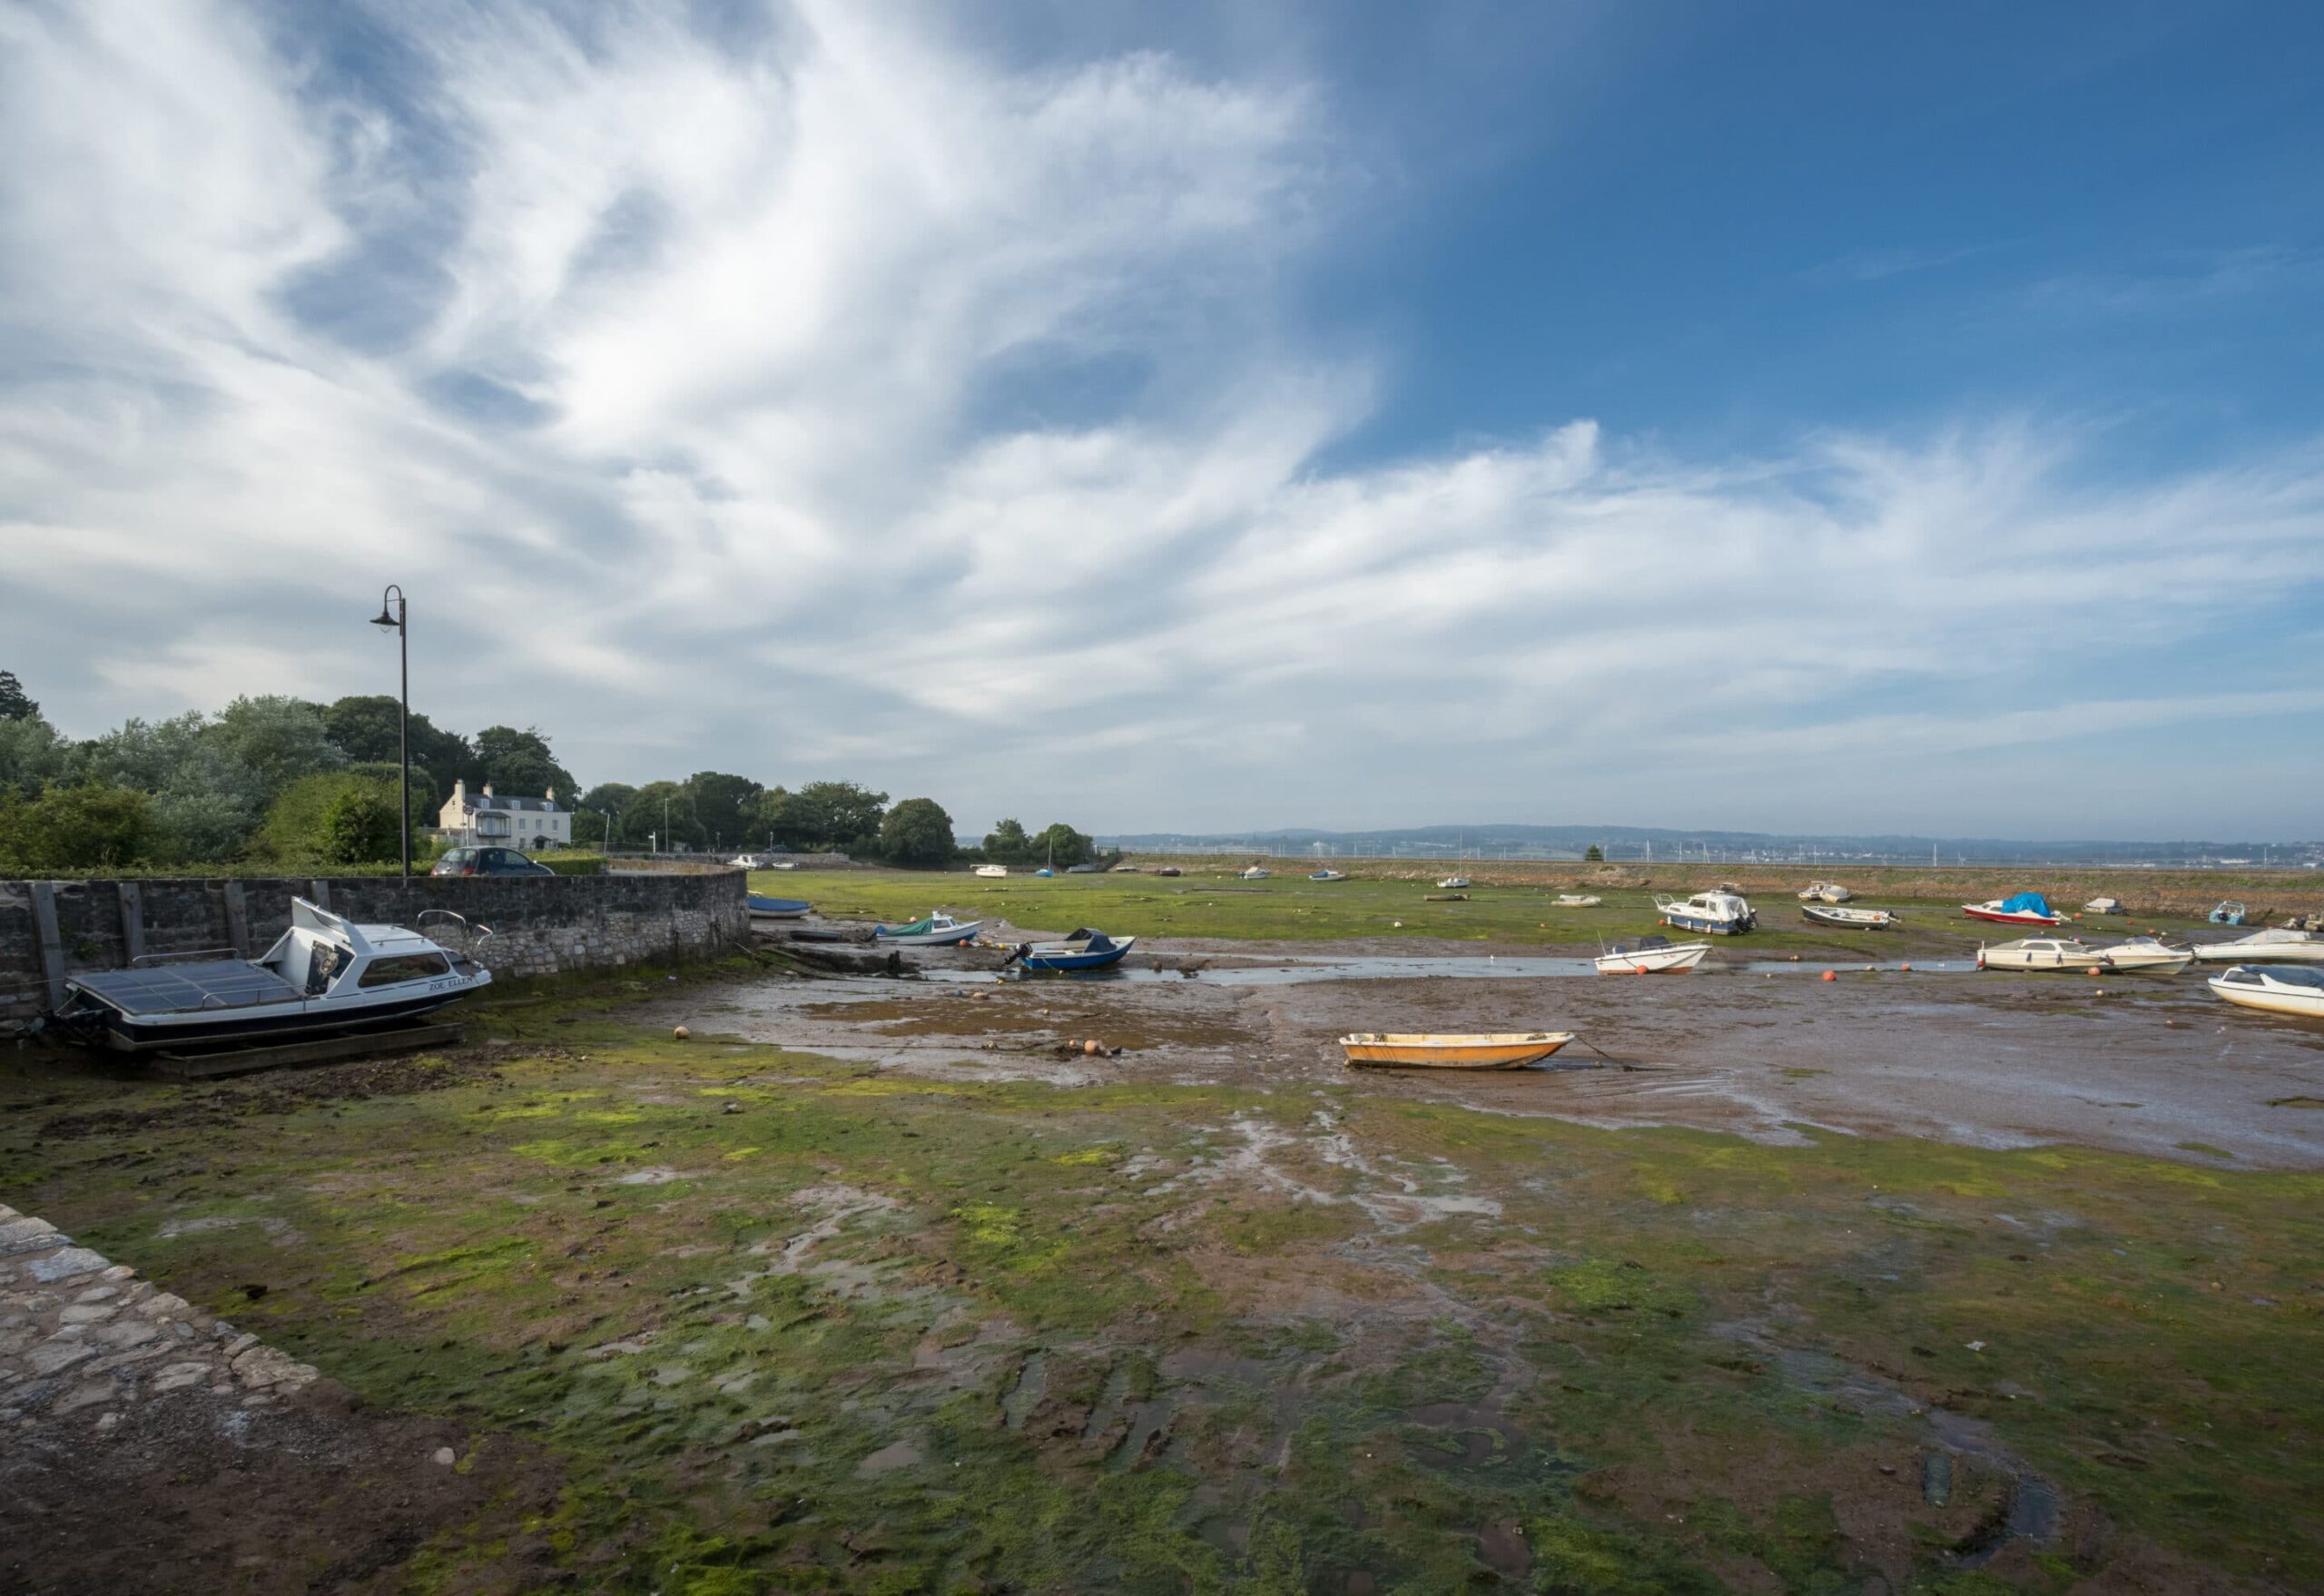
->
(2, 0), (2320, 841)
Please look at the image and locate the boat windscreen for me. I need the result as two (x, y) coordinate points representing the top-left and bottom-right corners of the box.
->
(71, 961), (304, 1016)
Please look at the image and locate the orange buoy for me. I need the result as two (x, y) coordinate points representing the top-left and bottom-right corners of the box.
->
(1900, 962), (1913, 971)
(1821, 970), (1837, 981)
(1084, 1039), (1101, 1056)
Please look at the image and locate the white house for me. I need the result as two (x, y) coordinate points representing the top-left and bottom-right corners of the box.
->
(438, 779), (571, 849)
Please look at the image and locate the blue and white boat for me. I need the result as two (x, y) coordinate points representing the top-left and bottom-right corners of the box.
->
(748, 894), (812, 920)
(1010, 930), (1137, 972)
(1309, 869), (1346, 882)
(872, 911), (983, 947)
(1653, 891), (1757, 935)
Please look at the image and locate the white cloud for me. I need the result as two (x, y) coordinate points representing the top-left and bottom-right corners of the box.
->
(1, 1), (2319, 839)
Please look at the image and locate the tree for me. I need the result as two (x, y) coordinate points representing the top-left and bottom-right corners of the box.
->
(620, 780), (704, 850)
(0, 671), (37, 723)
(881, 798), (957, 867)
(981, 817), (1031, 865)
(575, 782), (636, 848)
(1036, 822), (1095, 870)
(0, 782), (153, 872)
(1583, 844), (1604, 862)
(784, 781), (888, 854)
(0, 713), (70, 799)
(472, 725), (576, 800)
(253, 772), (406, 865)
(684, 772), (763, 851)
(749, 786), (796, 849)
(324, 696), (474, 808)
(202, 696), (344, 803)
(78, 713), (266, 862)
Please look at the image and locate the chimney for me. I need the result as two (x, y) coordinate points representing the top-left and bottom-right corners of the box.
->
(451, 778), (466, 804)
(546, 785), (556, 803)
(481, 782), (495, 798)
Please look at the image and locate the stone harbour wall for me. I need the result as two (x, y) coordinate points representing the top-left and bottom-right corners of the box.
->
(0, 870), (750, 1031)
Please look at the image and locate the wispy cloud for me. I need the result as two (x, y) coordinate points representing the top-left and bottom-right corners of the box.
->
(1802, 241), (2002, 285)
(2, 1), (2319, 837)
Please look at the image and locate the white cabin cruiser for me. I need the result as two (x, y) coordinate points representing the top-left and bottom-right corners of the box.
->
(2208, 964), (2324, 1020)
(973, 863), (1009, 878)
(1594, 935), (1711, 973)
(2096, 937), (2194, 974)
(54, 898), (491, 1052)
(1654, 891), (1756, 935)
(1240, 866), (1272, 880)
(2191, 928), (2324, 964)
(1797, 882), (1853, 903)
(1437, 875), (1472, 891)
(1976, 936), (2105, 972)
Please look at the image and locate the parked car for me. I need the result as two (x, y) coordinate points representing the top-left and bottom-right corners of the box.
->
(433, 846), (555, 878)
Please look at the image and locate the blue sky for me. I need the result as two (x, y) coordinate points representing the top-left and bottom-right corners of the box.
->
(2, 0), (2319, 838)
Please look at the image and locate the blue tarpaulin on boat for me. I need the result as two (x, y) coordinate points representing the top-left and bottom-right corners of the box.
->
(1998, 892), (2054, 916)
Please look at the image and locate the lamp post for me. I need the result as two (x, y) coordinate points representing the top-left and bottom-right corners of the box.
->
(369, 586), (410, 878)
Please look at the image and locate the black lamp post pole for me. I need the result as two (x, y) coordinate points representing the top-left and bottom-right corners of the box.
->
(372, 586), (410, 879)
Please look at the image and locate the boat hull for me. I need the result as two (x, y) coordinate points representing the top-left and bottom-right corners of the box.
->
(1341, 1032), (1574, 1070)
(2191, 938), (2324, 964)
(1594, 942), (1710, 974)
(1017, 937), (1137, 972)
(64, 983), (481, 1054)
(1962, 904), (2066, 927)
(1800, 906), (1896, 930)
(873, 922), (983, 947)
(2098, 944), (2194, 974)
(2209, 971), (2324, 1020)
(747, 896), (812, 920)
(1977, 942), (2105, 971)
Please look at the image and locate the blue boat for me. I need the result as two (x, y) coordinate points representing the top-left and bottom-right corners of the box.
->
(2210, 901), (2247, 926)
(748, 895), (812, 920)
(1010, 929), (1137, 972)
(1034, 868), (1055, 878)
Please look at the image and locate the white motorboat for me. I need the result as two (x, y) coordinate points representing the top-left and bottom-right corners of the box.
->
(1309, 869), (1347, 882)
(973, 863), (1009, 878)
(1962, 894), (2067, 928)
(1240, 866), (1272, 881)
(54, 898), (491, 1052)
(1437, 875), (1472, 891)
(1553, 893), (1601, 907)
(2190, 928), (2324, 965)
(1800, 903), (1899, 930)
(2083, 896), (2127, 915)
(1797, 882), (1853, 903)
(1594, 935), (1710, 974)
(2208, 964), (2324, 1020)
(872, 911), (984, 947)
(1654, 892), (1756, 935)
(1977, 936), (2106, 972)
(2096, 937), (2194, 974)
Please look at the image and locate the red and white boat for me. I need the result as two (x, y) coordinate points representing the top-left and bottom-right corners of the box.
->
(1961, 893), (2066, 928)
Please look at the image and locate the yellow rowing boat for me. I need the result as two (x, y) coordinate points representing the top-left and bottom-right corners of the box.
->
(1339, 1032), (1575, 1069)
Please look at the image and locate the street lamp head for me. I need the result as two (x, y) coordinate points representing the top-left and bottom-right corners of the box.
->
(369, 605), (399, 631)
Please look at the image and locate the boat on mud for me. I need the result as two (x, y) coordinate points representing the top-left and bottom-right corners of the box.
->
(2208, 963), (2324, 1020)
(2096, 937), (2195, 974)
(1962, 893), (2066, 928)
(1009, 929), (1137, 972)
(872, 911), (983, 947)
(1797, 882), (1853, 903)
(1553, 893), (1600, 907)
(1340, 1032), (1575, 1070)
(1594, 935), (1710, 974)
(2190, 928), (2324, 965)
(1655, 891), (1756, 935)
(53, 898), (491, 1052)
(1154, 865), (1182, 878)
(747, 895), (812, 920)
(2083, 896), (2127, 915)
(1310, 869), (1347, 882)
(1976, 936), (2106, 972)
(1240, 866), (1271, 881)
(1800, 903), (1899, 930)
(2209, 901), (2248, 926)
(1437, 875), (1472, 891)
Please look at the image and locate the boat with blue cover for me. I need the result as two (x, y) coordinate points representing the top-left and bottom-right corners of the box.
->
(748, 895), (812, 920)
(1009, 929), (1137, 972)
(1961, 892), (2065, 928)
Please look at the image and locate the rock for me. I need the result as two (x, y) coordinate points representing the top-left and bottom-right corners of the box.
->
(50, 1377), (116, 1416)
(26, 1340), (96, 1377)
(94, 1412), (120, 1434)
(137, 1292), (192, 1319)
(93, 1319), (161, 1350)
(222, 1333), (260, 1360)
(151, 1363), (214, 1394)
(58, 1303), (118, 1325)
(432, 1446), (458, 1466)
(26, 1248), (110, 1284)
(0, 1218), (61, 1256)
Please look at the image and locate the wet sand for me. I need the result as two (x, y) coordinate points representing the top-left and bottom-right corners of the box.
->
(672, 931), (2324, 1170)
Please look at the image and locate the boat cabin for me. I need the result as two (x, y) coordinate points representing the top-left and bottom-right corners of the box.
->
(254, 899), (466, 998)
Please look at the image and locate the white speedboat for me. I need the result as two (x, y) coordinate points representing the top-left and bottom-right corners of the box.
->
(1594, 935), (1710, 974)
(54, 898), (491, 1052)
(1553, 893), (1600, 907)
(1437, 875), (1472, 891)
(2209, 964), (2324, 1020)
(2097, 937), (2194, 974)
(1977, 936), (2105, 972)
(872, 911), (984, 947)
(973, 863), (1009, 878)
(1797, 882), (1853, 903)
(1654, 892), (1756, 935)
(1240, 866), (1271, 881)
(2191, 928), (2324, 965)
(2083, 896), (2127, 915)
(1309, 869), (1347, 882)
(1800, 903), (1899, 930)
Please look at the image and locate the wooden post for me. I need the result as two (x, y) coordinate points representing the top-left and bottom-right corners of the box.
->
(29, 882), (68, 1010)
(222, 882), (250, 956)
(117, 882), (144, 965)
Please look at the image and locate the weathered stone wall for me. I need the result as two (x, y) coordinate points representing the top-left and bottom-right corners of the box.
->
(0, 871), (748, 1030)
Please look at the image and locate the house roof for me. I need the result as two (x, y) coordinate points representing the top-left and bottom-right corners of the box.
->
(450, 793), (561, 813)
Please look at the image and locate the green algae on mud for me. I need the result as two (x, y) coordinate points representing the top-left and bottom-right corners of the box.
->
(3, 1012), (2319, 1593)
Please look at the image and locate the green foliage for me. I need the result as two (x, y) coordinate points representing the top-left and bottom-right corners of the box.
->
(0, 670), (35, 722)
(0, 781), (153, 872)
(255, 772), (407, 866)
(621, 780), (703, 850)
(204, 695), (345, 796)
(1584, 843), (1605, 862)
(472, 724), (574, 800)
(0, 712), (70, 799)
(574, 783), (635, 848)
(683, 772), (762, 850)
(880, 797), (956, 867)
(783, 781), (888, 854)
(1036, 822), (1095, 869)
(982, 817), (1031, 864)
(325, 695), (475, 807)
(534, 853), (607, 877)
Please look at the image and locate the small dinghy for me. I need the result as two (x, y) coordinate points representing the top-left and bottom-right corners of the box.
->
(2097, 936), (2194, 974)
(54, 898), (490, 1052)
(1962, 893), (2066, 928)
(1240, 866), (1271, 881)
(1976, 936), (2105, 971)
(1154, 865), (1182, 878)
(2083, 896), (2127, 915)
(1654, 891), (1756, 935)
(1309, 869), (1347, 882)
(748, 895), (812, 920)
(1340, 1032), (1575, 1070)
(1800, 903), (1899, 930)
(1009, 929), (1136, 972)
(2191, 928), (2324, 964)
(872, 911), (984, 947)
(1797, 882), (1853, 903)
(1594, 935), (1710, 974)
(2209, 901), (2247, 926)
(2209, 963), (2324, 1020)
(1436, 875), (1472, 891)
(974, 864), (1009, 878)
(1553, 893), (1600, 908)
